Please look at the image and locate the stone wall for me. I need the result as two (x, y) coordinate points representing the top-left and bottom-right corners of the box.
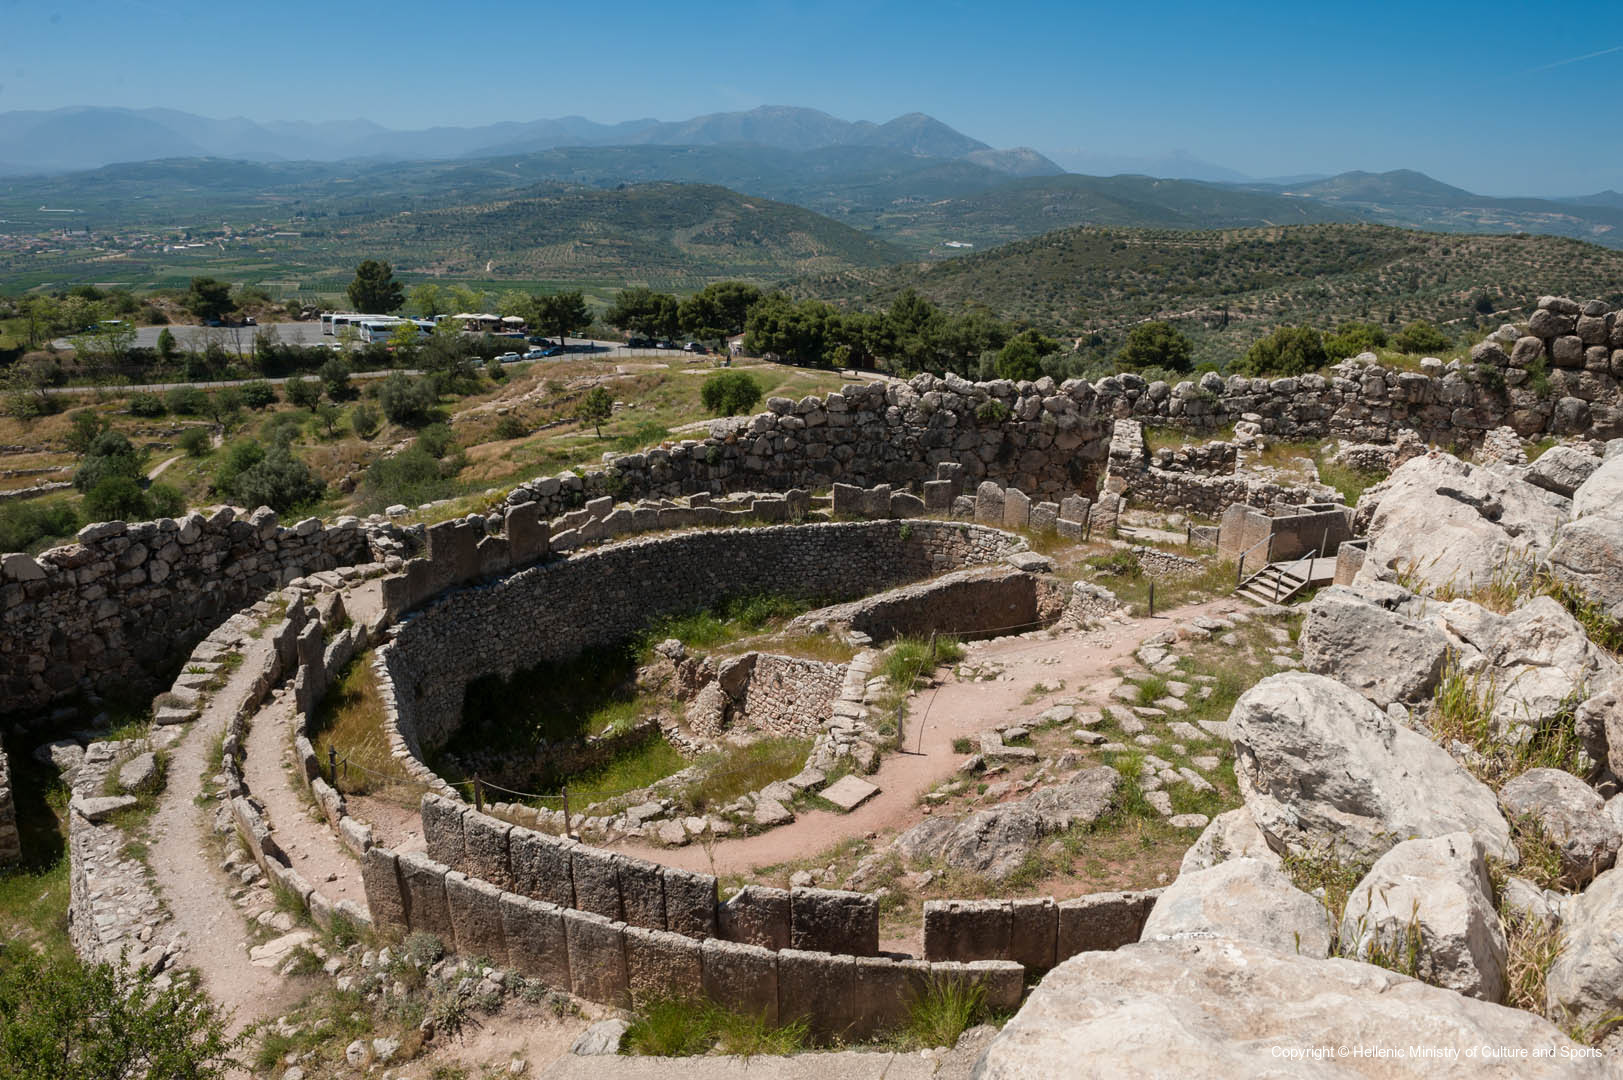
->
(922, 890), (1163, 971)
(1217, 503), (1353, 573)
(786, 564), (1051, 643)
(1102, 419), (1334, 519)
(0, 742), (17, 863)
(733, 654), (844, 739)
(380, 520), (1027, 751)
(0, 506), (383, 718)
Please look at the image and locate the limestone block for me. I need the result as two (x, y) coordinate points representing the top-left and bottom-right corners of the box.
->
(1002, 488), (1032, 530)
(1009, 896), (1059, 971)
(509, 828), (576, 909)
(420, 794), (466, 868)
(462, 810), (513, 890)
(777, 949), (856, 1043)
(397, 851), (455, 946)
(790, 886), (879, 956)
(663, 866), (718, 939)
(923, 480), (956, 510)
(924, 899), (1011, 962)
(1029, 501), (1060, 535)
(718, 885), (791, 950)
(625, 926), (704, 1005)
(500, 892), (570, 990)
(975, 482), (1005, 524)
(616, 855), (668, 930)
(852, 956), (931, 1039)
(563, 908), (629, 1008)
(504, 503), (549, 564)
(862, 484), (893, 518)
(832, 483), (864, 516)
(445, 870), (507, 965)
(569, 847), (624, 920)
(701, 938), (778, 1025)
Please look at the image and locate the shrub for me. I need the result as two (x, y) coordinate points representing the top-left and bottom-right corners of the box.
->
(178, 427), (212, 457)
(240, 380), (277, 409)
(576, 386), (613, 436)
(1235, 325), (1327, 376)
(127, 392), (166, 417)
(65, 410), (109, 454)
(377, 372), (437, 426)
(1391, 320), (1452, 355)
(146, 482), (184, 518)
(284, 377), (321, 409)
(903, 976), (987, 1048)
(228, 444), (323, 513)
(318, 357), (351, 399)
(1322, 322), (1388, 361)
(74, 431), (143, 493)
(1116, 320), (1194, 373)
(164, 386), (208, 415)
(976, 399), (1011, 423)
(0, 497), (81, 552)
(494, 415), (526, 441)
(85, 476), (150, 520)
(700, 371), (764, 416)
(363, 446), (456, 510)
(417, 423), (454, 459)
(350, 402), (381, 439)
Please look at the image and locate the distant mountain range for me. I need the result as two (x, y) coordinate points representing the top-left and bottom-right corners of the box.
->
(0, 104), (1064, 177)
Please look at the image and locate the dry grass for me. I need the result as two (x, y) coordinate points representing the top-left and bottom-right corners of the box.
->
(308, 652), (419, 799)
(1502, 907), (1563, 1016)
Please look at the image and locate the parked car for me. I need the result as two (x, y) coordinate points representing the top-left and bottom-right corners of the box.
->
(526, 334), (550, 344)
(683, 341), (708, 354)
(656, 340), (680, 350)
(540, 346), (565, 357)
(521, 348), (547, 360)
(496, 351), (521, 363)
(626, 336), (654, 348)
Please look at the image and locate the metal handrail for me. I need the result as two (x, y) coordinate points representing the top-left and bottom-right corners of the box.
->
(1234, 532), (1274, 587)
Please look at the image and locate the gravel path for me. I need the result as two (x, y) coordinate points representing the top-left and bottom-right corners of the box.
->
(145, 634), (308, 1033)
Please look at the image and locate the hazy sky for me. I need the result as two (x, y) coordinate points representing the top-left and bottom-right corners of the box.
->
(5, 0), (1621, 195)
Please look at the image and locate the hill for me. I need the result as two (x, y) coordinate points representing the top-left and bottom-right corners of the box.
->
(791, 223), (1623, 362)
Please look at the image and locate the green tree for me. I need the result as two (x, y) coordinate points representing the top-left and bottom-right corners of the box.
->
(882, 289), (946, 374)
(1322, 322), (1388, 361)
(1391, 320), (1452, 354)
(700, 371), (765, 416)
(743, 295), (838, 365)
(164, 386), (207, 415)
(312, 401), (342, 438)
(533, 291), (592, 345)
(65, 410), (109, 455)
(388, 321), (422, 360)
(228, 443), (323, 512)
(576, 385), (613, 436)
(1235, 325), (1328, 376)
(178, 427), (212, 457)
(350, 402), (381, 439)
(995, 329), (1061, 382)
(284, 377), (322, 409)
(185, 277), (236, 323)
(84, 475), (151, 521)
(408, 282), (448, 318)
(678, 281), (762, 343)
(240, 381), (278, 409)
(74, 431), (144, 493)
(1115, 321), (1194, 373)
(156, 327), (177, 363)
(206, 387), (244, 431)
(347, 260), (404, 314)
(318, 357), (352, 399)
(606, 287), (680, 339)
(377, 372), (438, 426)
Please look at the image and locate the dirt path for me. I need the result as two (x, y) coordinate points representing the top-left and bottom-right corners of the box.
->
(146, 453), (181, 479)
(618, 597), (1244, 876)
(146, 635), (308, 1034)
(241, 694), (368, 909)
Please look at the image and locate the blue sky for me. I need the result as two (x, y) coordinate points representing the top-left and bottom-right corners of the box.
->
(5, 0), (1622, 195)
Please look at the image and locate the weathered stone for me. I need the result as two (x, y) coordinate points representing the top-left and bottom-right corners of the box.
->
(700, 938), (778, 1025)
(1141, 857), (1331, 958)
(718, 885), (790, 950)
(791, 886), (878, 956)
(1056, 890), (1162, 960)
(562, 908), (628, 1008)
(624, 926), (703, 1005)
(1177, 808), (1281, 876)
(1498, 768), (1620, 888)
(499, 893), (569, 989)
(1298, 585), (1450, 707)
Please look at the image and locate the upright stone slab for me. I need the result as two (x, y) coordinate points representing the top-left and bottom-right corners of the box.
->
(923, 480), (956, 511)
(584, 496), (614, 519)
(617, 855), (667, 931)
(397, 851), (456, 946)
(498, 894), (567, 990)
(445, 870), (507, 965)
(1029, 501), (1060, 535)
(1009, 896), (1058, 971)
(790, 887), (880, 956)
(923, 899), (1012, 962)
(701, 938), (778, 1025)
(570, 847), (624, 920)
(832, 483), (864, 517)
(624, 926), (704, 1005)
(426, 519), (480, 589)
(563, 909), (629, 1009)
(890, 492), (926, 518)
(1002, 488), (1032, 530)
(360, 846), (406, 929)
(975, 482), (1005, 525)
(718, 885), (791, 950)
(1055, 889), (1161, 960)
(663, 866), (718, 939)
(420, 794), (466, 868)
(951, 494), (976, 520)
(509, 828), (576, 909)
(862, 485), (893, 519)
(936, 461), (966, 494)
(462, 810), (513, 890)
(852, 956), (931, 1039)
(1060, 494), (1091, 527)
(964, 959), (1024, 1013)
(504, 502), (550, 565)
(777, 949), (856, 1043)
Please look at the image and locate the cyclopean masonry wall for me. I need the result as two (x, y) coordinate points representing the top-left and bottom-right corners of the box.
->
(1100, 419), (1336, 518)
(378, 519), (1027, 753)
(0, 506), (388, 717)
(0, 744), (17, 863)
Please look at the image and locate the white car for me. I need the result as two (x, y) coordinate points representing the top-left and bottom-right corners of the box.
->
(521, 348), (547, 360)
(496, 351), (522, 363)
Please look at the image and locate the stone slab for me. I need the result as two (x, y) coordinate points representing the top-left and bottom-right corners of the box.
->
(821, 774), (880, 813)
(445, 870), (508, 965)
(701, 938), (778, 1026)
(625, 926), (704, 1006)
(500, 893), (570, 990)
(509, 827), (576, 909)
(563, 908), (629, 1009)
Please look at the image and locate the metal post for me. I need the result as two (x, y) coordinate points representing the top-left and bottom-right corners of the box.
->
(1148, 579), (1155, 618)
(562, 786), (573, 838)
(1185, 523), (1192, 548)
(328, 746), (337, 787)
(473, 775), (484, 812)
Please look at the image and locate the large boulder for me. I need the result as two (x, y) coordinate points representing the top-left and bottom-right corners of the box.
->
(1572, 454), (1623, 520)
(975, 938), (1607, 1079)
(1498, 768), (1620, 888)
(896, 805), (1043, 881)
(1230, 673), (1515, 863)
(1338, 832), (1506, 1002)
(1356, 452), (1566, 595)
(1525, 445), (1602, 498)
(1022, 766), (1118, 831)
(1548, 513), (1623, 625)
(1299, 585), (1451, 707)
(1178, 807), (1281, 877)
(1547, 866), (1623, 1040)
(1576, 676), (1623, 780)
(1430, 596), (1618, 740)
(1141, 857), (1331, 958)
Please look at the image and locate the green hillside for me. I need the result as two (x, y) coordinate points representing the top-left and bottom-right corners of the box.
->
(792, 223), (1623, 362)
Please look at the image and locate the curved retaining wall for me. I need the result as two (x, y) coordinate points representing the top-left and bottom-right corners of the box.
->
(380, 519), (1025, 753)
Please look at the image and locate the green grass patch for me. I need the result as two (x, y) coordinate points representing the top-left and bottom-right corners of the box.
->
(565, 736), (688, 813)
(308, 651), (419, 799)
(623, 997), (810, 1056)
(899, 976), (990, 1049)
(682, 737), (813, 815)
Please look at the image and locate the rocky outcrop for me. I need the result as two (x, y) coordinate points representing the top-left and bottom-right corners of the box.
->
(1548, 515), (1623, 625)
(1140, 857), (1331, 958)
(1299, 584), (1451, 707)
(1498, 769), (1621, 889)
(975, 938), (1607, 1078)
(1177, 807), (1280, 876)
(1546, 866), (1623, 1040)
(1525, 445), (1601, 499)
(1571, 455), (1623, 521)
(1355, 452), (1567, 595)
(1230, 672), (1514, 863)
(1339, 832), (1506, 1002)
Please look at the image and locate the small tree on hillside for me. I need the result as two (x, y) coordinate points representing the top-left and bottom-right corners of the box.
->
(576, 385), (613, 437)
(1391, 320), (1452, 354)
(534, 291), (593, 346)
(1115, 321), (1194, 373)
(1235, 325), (1327, 376)
(346, 260), (404, 314)
(185, 277), (236, 323)
(700, 371), (764, 416)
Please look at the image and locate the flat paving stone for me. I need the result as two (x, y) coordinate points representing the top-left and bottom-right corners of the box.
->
(821, 775), (880, 812)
